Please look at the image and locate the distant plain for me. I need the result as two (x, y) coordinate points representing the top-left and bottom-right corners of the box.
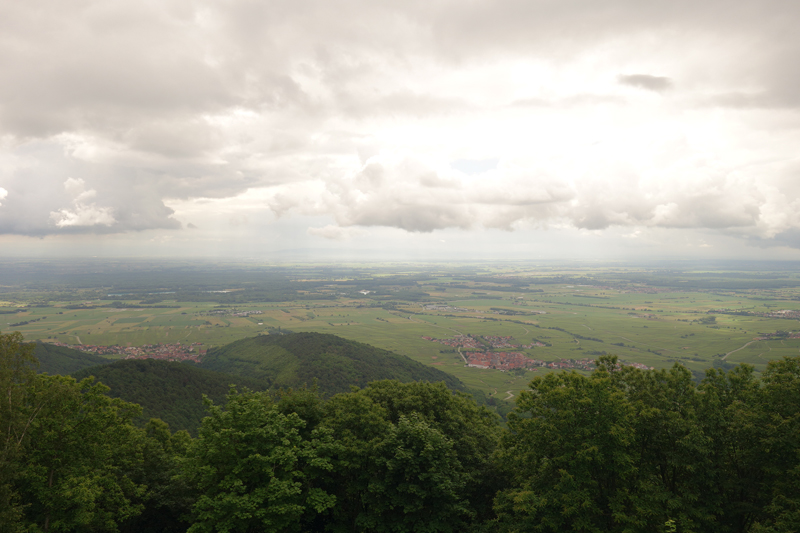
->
(4, 260), (800, 399)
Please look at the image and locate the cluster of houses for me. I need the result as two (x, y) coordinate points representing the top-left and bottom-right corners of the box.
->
(49, 341), (206, 362)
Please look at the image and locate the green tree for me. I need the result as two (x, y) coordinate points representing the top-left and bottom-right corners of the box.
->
(2, 331), (149, 532)
(181, 388), (337, 533)
(358, 413), (470, 532)
(605, 360), (709, 531)
(119, 418), (194, 533)
(317, 381), (502, 532)
(15, 375), (147, 532)
(360, 380), (504, 521)
(0, 331), (37, 533)
(317, 392), (392, 532)
(750, 356), (800, 532)
(698, 364), (769, 532)
(495, 360), (639, 533)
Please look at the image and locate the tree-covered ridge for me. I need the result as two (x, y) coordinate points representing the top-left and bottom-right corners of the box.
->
(30, 341), (111, 375)
(199, 332), (465, 395)
(72, 359), (269, 434)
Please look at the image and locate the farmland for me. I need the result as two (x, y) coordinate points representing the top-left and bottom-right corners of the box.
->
(4, 259), (800, 399)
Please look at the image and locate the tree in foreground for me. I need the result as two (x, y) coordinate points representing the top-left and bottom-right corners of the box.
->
(494, 355), (800, 533)
(494, 357), (640, 532)
(1, 330), (149, 532)
(181, 388), (337, 533)
(318, 380), (503, 532)
(0, 331), (37, 533)
(16, 375), (147, 532)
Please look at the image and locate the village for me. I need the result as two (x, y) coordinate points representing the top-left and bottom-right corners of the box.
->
(422, 334), (651, 372)
(48, 341), (206, 362)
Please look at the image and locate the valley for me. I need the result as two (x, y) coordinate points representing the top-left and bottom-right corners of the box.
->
(4, 259), (800, 399)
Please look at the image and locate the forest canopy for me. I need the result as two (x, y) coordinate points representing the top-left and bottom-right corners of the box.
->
(3, 330), (800, 532)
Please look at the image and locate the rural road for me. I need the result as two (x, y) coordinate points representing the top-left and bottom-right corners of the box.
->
(724, 340), (757, 360)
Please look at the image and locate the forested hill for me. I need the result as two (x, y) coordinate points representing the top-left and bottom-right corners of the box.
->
(73, 359), (269, 433)
(31, 341), (111, 375)
(69, 333), (469, 433)
(199, 332), (466, 395)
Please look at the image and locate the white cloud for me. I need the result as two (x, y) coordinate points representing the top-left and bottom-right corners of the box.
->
(50, 203), (115, 228)
(2, 0), (800, 258)
(49, 178), (115, 228)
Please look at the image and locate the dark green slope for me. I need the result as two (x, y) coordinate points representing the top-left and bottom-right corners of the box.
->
(199, 332), (466, 395)
(32, 341), (111, 375)
(73, 359), (269, 434)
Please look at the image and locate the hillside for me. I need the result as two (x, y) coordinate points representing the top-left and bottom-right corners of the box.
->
(199, 332), (466, 395)
(72, 359), (269, 433)
(32, 341), (111, 375)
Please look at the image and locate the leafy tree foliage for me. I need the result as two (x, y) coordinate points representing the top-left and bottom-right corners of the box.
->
(495, 356), (800, 533)
(119, 418), (194, 533)
(357, 413), (470, 532)
(10, 327), (800, 533)
(181, 388), (337, 533)
(495, 358), (640, 532)
(15, 375), (147, 532)
(316, 381), (503, 532)
(0, 332), (37, 532)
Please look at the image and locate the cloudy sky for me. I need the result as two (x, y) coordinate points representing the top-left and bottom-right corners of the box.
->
(2, 0), (800, 261)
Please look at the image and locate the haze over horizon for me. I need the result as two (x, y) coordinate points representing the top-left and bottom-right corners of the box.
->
(2, 1), (800, 261)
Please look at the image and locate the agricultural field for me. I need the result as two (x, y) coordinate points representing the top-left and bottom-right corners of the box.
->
(4, 259), (800, 399)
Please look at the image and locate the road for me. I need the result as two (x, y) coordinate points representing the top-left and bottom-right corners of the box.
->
(724, 340), (757, 360)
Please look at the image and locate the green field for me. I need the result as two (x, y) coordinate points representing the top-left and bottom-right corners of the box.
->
(5, 261), (800, 399)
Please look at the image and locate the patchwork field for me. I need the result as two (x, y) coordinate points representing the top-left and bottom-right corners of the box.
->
(4, 260), (800, 399)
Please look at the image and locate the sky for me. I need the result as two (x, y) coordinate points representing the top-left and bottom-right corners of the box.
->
(2, 0), (800, 261)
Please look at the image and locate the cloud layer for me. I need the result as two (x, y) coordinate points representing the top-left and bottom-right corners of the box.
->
(1, 0), (800, 257)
